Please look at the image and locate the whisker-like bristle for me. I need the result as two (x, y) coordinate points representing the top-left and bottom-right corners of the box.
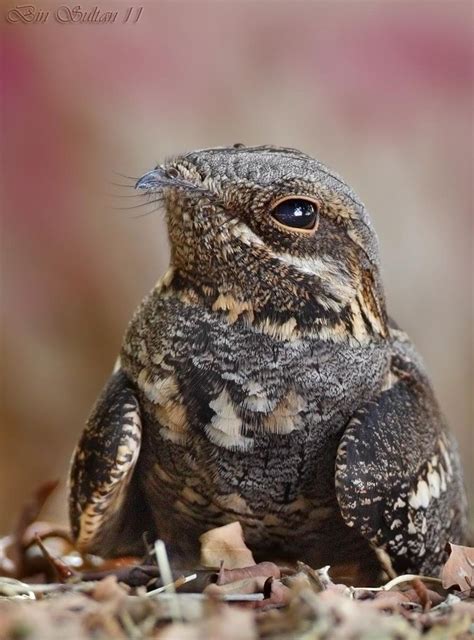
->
(132, 206), (164, 219)
(112, 170), (140, 181)
(105, 192), (147, 198)
(111, 199), (162, 211)
(108, 181), (137, 188)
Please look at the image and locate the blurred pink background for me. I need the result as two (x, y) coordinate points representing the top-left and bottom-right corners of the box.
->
(1, 1), (472, 531)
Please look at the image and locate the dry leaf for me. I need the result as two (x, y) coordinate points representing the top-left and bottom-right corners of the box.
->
(199, 522), (255, 569)
(0, 480), (59, 578)
(441, 543), (474, 592)
(205, 575), (292, 609)
(81, 563), (159, 586)
(451, 600), (474, 621)
(205, 576), (266, 597)
(260, 577), (292, 609)
(365, 590), (411, 612)
(157, 605), (257, 640)
(22, 521), (72, 547)
(294, 562), (351, 595)
(212, 561), (280, 585)
(91, 575), (129, 604)
(401, 587), (444, 607)
(283, 571), (315, 593)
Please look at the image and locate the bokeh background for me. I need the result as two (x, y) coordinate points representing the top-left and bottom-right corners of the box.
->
(1, 0), (472, 532)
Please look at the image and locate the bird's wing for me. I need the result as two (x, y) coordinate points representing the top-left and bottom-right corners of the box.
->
(69, 369), (155, 556)
(335, 336), (467, 575)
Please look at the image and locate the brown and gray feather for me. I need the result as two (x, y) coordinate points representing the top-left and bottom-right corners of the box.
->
(69, 145), (467, 583)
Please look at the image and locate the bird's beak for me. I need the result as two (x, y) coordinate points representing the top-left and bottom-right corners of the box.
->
(135, 168), (171, 191)
(135, 166), (215, 199)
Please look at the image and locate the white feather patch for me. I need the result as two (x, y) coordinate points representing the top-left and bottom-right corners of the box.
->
(206, 389), (253, 451)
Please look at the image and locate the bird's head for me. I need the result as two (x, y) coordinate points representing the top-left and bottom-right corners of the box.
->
(135, 145), (387, 342)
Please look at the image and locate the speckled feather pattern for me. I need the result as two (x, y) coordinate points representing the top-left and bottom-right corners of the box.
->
(69, 145), (467, 581)
(120, 293), (388, 566)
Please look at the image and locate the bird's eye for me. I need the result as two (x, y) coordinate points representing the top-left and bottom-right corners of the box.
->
(270, 197), (320, 231)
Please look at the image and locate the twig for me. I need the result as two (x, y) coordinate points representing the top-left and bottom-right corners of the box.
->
(350, 573), (444, 598)
(81, 564), (160, 586)
(35, 533), (76, 582)
(146, 573), (197, 597)
(220, 593), (265, 601)
(154, 540), (181, 621)
(412, 577), (431, 611)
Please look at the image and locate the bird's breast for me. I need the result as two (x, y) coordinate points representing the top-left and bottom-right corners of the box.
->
(133, 329), (388, 455)
(122, 297), (389, 543)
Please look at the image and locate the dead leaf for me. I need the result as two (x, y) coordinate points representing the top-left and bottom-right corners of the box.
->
(157, 605), (257, 640)
(211, 561), (280, 585)
(1, 480), (59, 578)
(401, 587), (444, 607)
(366, 590), (411, 612)
(205, 576), (265, 597)
(22, 521), (72, 547)
(199, 522), (255, 569)
(441, 543), (474, 592)
(81, 563), (159, 586)
(451, 600), (474, 621)
(205, 575), (291, 609)
(260, 577), (292, 609)
(294, 562), (350, 595)
(91, 575), (129, 604)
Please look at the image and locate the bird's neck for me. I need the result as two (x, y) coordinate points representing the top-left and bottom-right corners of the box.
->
(157, 256), (388, 344)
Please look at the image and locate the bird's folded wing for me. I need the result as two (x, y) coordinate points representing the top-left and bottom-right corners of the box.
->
(69, 369), (154, 556)
(335, 351), (467, 575)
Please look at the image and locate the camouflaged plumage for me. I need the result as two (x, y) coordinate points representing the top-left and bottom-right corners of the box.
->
(69, 145), (467, 584)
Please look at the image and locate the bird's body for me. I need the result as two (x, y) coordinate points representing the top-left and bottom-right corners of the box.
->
(69, 146), (467, 584)
(121, 291), (387, 570)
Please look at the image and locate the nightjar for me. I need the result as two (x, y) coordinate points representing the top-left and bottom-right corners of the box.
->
(69, 145), (467, 584)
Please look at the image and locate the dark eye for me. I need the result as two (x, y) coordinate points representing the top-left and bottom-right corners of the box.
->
(270, 198), (319, 230)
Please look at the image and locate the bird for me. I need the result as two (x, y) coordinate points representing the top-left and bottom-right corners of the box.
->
(69, 145), (468, 584)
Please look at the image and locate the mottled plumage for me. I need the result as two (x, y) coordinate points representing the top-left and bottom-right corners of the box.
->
(69, 145), (467, 584)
